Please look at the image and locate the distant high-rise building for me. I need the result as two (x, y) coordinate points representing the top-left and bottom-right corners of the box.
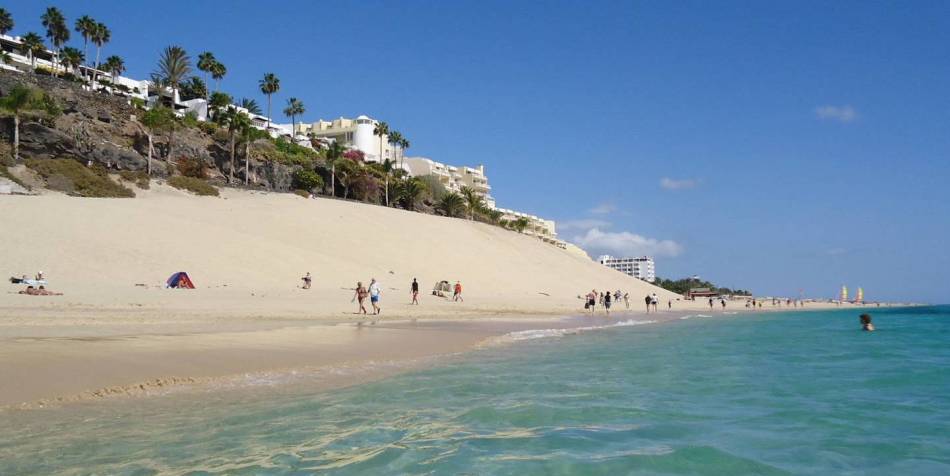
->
(598, 255), (656, 282)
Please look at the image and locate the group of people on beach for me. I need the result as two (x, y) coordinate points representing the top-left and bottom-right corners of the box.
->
(299, 272), (465, 318)
(9, 271), (63, 296)
(583, 290), (674, 315)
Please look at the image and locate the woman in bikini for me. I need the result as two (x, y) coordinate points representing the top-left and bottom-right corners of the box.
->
(352, 281), (368, 314)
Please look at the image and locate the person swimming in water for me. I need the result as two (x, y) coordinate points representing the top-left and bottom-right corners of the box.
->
(860, 313), (875, 332)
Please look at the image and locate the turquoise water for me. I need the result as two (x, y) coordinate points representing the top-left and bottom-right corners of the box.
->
(2, 306), (949, 475)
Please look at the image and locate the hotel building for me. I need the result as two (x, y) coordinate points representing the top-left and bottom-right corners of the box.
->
(403, 157), (495, 208)
(296, 116), (394, 164)
(598, 255), (656, 282)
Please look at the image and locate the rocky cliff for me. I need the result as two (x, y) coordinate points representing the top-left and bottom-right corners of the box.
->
(0, 71), (299, 191)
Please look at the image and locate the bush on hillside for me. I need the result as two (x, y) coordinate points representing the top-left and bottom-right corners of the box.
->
(119, 170), (150, 189)
(168, 176), (218, 196)
(25, 159), (134, 198)
(259, 138), (321, 167)
(293, 189), (310, 198)
(292, 169), (323, 192)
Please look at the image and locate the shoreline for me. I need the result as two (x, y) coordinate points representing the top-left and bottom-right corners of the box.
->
(0, 305), (888, 411)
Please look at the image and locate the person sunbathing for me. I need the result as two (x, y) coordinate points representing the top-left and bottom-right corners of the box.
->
(18, 285), (63, 296)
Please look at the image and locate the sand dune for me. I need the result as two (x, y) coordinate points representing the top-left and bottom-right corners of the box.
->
(0, 184), (682, 326)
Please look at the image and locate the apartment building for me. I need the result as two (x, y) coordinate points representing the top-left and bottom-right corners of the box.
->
(403, 157), (495, 209)
(597, 255), (656, 282)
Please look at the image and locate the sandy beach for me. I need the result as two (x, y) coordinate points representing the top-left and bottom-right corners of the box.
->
(0, 187), (857, 408)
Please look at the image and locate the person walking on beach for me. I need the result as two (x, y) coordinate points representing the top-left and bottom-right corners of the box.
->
(623, 292), (630, 309)
(599, 292), (605, 306)
(709, 298), (714, 310)
(668, 300), (672, 310)
(644, 294), (652, 313)
(587, 290), (597, 314)
(453, 281), (464, 302)
(301, 272), (312, 289)
(369, 278), (382, 315)
(604, 291), (612, 315)
(720, 298), (726, 310)
(410, 278), (420, 305)
(352, 282), (368, 314)
(650, 293), (658, 312)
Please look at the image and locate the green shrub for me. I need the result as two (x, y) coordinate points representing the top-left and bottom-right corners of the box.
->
(168, 176), (218, 196)
(130, 98), (146, 109)
(292, 169), (324, 191)
(25, 159), (134, 198)
(260, 138), (320, 167)
(197, 121), (218, 135)
(181, 111), (200, 128)
(293, 189), (310, 198)
(118, 170), (150, 189)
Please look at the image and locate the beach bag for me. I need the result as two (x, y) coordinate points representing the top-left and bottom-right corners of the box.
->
(584, 302), (590, 309)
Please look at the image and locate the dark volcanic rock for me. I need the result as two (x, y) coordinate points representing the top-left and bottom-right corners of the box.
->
(18, 122), (82, 160)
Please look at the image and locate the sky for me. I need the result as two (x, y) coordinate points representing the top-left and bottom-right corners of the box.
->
(5, 0), (950, 302)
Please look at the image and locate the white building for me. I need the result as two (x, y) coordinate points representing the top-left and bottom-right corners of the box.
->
(404, 157), (495, 208)
(298, 115), (395, 163)
(496, 208), (561, 245)
(1, 34), (148, 101)
(598, 255), (656, 282)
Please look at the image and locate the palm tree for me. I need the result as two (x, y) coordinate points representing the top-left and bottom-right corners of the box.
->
(19, 33), (44, 69)
(398, 176), (427, 211)
(103, 55), (124, 82)
(0, 85), (57, 163)
(511, 217), (530, 233)
(240, 98), (262, 115)
(0, 8), (13, 36)
(325, 141), (345, 196)
(196, 52), (216, 96)
(438, 192), (465, 218)
(373, 120), (389, 163)
(388, 130), (403, 166)
(239, 117), (257, 186)
(74, 15), (96, 67)
(139, 105), (175, 176)
(155, 45), (192, 105)
(210, 61), (226, 92)
(90, 22), (110, 86)
(258, 73), (280, 130)
(283, 97), (305, 138)
(41, 7), (69, 75)
(219, 107), (251, 183)
(209, 91), (232, 122)
(459, 186), (485, 220)
(59, 47), (84, 75)
(399, 137), (410, 168)
(0, 52), (11, 65)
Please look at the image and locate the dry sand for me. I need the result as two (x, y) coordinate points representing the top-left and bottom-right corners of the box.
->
(0, 186), (852, 407)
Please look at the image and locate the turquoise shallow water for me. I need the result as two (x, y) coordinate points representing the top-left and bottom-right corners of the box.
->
(2, 306), (949, 475)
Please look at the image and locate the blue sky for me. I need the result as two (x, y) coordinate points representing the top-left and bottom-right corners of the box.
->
(6, 1), (949, 302)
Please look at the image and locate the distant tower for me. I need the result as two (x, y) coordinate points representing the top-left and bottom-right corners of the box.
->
(840, 285), (849, 302)
(353, 115), (377, 161)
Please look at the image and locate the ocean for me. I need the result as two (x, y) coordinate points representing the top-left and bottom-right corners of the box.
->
(1, 306), (948, 475)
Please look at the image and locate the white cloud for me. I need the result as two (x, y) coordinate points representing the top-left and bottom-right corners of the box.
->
(815, 105), (857, 123)
(660, 177), (699, 190)
(588, 203), (616, 215)
(558, 219), (612, 231)
(572, 228), (683, 258)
